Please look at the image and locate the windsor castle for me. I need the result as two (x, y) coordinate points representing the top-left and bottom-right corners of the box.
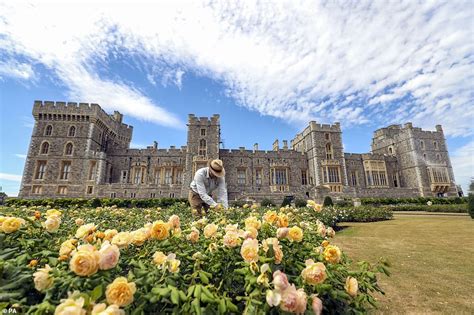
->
(19, 100), (460, 202)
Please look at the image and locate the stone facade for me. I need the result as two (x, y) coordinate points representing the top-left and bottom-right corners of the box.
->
(19, 100), (460, 202)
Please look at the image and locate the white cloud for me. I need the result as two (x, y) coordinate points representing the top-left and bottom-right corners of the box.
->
(0, 60), (34, 80)
(0, 173), (22, 182)
(14, 154), (26, 159)
(451, 140), (474, 194)
(0, 1), (472, 134)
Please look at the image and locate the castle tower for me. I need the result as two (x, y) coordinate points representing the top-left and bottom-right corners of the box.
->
(371, 123), (457, 197)
(181, 114), (221, 197)
(291, 121), (346, 193)
(19, 101), (132, 198)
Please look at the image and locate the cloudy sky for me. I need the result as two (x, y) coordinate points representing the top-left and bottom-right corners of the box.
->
(0, 0), (473, 196)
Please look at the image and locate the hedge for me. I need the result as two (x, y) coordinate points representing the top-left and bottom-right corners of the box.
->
(4, 197), (188, 208)
(360, 196), (467, 206)
(389, 204), (468, 213)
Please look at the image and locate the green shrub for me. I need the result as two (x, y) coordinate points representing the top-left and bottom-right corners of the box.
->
(323, 196), (333, 207)
(294, 198), (307, 208)
(260, 198), (275, 207)
(280, 196), (293, 207)
(468, 194), (474, 219)
(390, 204), (467, 213)
(4, 197), (188, 208)
(360, 196), (468, 206)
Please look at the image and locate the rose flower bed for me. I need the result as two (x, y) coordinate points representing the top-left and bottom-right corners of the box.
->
(0, 202), (389, 314)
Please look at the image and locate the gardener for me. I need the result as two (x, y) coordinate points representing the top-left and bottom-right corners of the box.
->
(189, 159), (228, 214)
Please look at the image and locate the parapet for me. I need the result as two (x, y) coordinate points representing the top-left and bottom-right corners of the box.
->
(188, 113), (220, 125)
(309, 121), (341, 132)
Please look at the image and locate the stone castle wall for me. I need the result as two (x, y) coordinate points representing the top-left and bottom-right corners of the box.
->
(19, 100), (460, 201)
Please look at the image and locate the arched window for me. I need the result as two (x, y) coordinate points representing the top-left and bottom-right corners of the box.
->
(388, 147), (393, 155)
(420, 140), (425, 150)
(423, 153), (426, 161)
(44, 125), (53, 136)
(40, 142), (50, 154)
(436, 153), (441, 161)
(199, 139), (207, 156)
(68, 126), (76, 137)
(433, 141), (438, 150)
(65, 143), (73, 155)
(325, 133), (330, 140)
(325, 143), (333, 159)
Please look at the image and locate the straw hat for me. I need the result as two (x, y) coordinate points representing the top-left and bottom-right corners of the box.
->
(208, 159), (225, 178)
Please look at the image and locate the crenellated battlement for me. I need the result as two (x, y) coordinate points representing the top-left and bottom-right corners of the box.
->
(188, 114), (220, 125)
(374, 122), (444, 138)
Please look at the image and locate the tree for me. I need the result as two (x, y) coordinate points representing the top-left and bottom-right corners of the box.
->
(468, 178), (474, 219)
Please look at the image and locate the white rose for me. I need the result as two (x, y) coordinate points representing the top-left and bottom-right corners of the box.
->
(99, 241), (120, 270)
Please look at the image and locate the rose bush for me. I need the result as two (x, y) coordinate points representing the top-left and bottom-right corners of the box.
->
(0, 202), (390, 314)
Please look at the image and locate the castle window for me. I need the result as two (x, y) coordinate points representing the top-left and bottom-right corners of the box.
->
(393, 173), (399, 187)
(35, 161), (47, 180)
(164, 168), (172, 185)
(44, 125), (52, 136)
(198, 139), (207, 156)
(388, 146), (394, 155)
(434, 141), (438, 150)
(428, 167), (449, 183)
(111, 192), (116, 198)
(423, 153), (426, 161)
(58, 186), (68, 195)
(65, 143), (73, 155)
(200, 128), (206, 136)
(271, 168), (288, 185)
(121, 170), (128, 183)
(350, 170), (358, 186)
(325, 143), (333, 159)
(88, 161), (97, 180)
(325, 133), (330, 140)
(68, 126), (76, 137)
(175, 169), (183, 184)
(32, 185), (42, 194)
(301, 170), (308, 185)
(322, 166), (340, 183)
(86, 186), (93, 194)
(363, 160), (388, 187)
(436, 153), (441, 161)
(40, 141), (50, 155)
(237, 169), (246, 185)
(420, 140), (425, 150)
(60, 161), (71, 180)
(255, 169), (262, 186)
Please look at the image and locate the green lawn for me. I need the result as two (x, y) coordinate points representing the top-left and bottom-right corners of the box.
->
(334, 214), (474, 314)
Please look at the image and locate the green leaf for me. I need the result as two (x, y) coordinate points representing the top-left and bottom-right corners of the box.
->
(90, 284), (103, 302)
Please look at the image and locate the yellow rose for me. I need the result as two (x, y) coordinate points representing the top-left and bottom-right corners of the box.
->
(168, 215), (180, 228)
(33, 264), (53, 292)
(130, 228), (149, 246)
(104, 229), (118, 241)
(70, 245), (100, 276)
(244, 216), (262, 230)
(288, 226), (303, 242)
(321, 240), (329, 247)
(301, 259), (327, 285)
(1, 217), (25, 233)
(344, 277), (359, 297)
(250, 204), (258, 210)
(244, 227), (258, 239)
(167, 254), (181, 273)
(91, 303), (124, 315)
(153, 251), (167, 267)
(106, 277), (136, 307)
(75, 223), (96, 239)
(151, 220), (170, 240)
(59, 239), (77, 257)
(223, 231), (241, 248)
(345, 277), (358, 297)
(276, 213), (289, 228)
(46, 209), (62, 218)
(111, 232), (132, 249)
(99, 241), (120, 270)
(203, 223), (218, 238)
(240, 238), (259, 262)
(43, 216), (61, 233)
(263, 211), (278, 224)
(323, 245), (342, 264)
(75, 218), (84, 226)
(186, 227), (200, 243)
(55, 295), (86, 315)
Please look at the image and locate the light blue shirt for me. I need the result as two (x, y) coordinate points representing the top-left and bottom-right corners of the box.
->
(190, 167), (228, 209)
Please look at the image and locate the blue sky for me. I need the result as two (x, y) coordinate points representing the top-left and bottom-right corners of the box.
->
(0, 1), (473, 196)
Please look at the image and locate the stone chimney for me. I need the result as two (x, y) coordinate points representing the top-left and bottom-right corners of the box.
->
(282, 140), (288, 150)
(113, 111), (123, 123)
(253, 143), (259, 151)
(435, 125), (443, 132)
(273, 139), (279, 151)
(153, 141), (158, 149)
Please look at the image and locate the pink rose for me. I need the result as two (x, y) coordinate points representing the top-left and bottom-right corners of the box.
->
(294, 288), (307, 314)
(272, 270), (290, 292)
(311, 295), (323, 315)
(280, 284), (298, 313)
